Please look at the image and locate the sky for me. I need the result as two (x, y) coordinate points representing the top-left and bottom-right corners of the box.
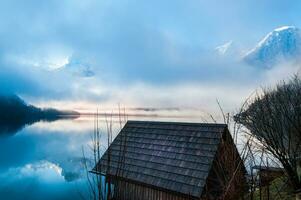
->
(1, 0), (301, 115)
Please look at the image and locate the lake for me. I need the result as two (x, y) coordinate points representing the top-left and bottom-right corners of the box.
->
(0, 111), (203, 200)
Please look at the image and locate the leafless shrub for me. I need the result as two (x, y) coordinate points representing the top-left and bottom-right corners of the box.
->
(234, 75), (301, 193)
(211, 99), (293, 199)
(81, 108), (127, 200)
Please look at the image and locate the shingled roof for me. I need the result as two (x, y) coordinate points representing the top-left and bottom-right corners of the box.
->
(92, 121), (228, 198)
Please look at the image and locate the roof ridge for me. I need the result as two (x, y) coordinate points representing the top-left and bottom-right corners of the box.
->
(127, 120), (227, 127)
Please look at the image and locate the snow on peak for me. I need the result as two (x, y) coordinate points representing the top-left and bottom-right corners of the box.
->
(274, 26), (296, 32)
(215, 40), (233, 55)
(243, 26), (301, 67)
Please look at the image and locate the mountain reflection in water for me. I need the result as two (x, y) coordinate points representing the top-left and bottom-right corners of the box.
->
(0, 116), (100, 200)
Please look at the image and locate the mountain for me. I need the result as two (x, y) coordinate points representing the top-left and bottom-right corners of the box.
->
(0, 95), (79, 135)
(55, 57), (95, 77)
(243, 26), (301, 68)
(215, 41), (233, 55)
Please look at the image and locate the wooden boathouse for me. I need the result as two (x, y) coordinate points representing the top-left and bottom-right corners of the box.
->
(92, 121), (247, 200)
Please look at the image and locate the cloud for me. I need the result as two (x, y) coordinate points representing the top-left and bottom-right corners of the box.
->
(1, 0), (301, 114)
(0, 160), (64, 183)
(0, 160), (85, 200)
(4, 44), (72, 71)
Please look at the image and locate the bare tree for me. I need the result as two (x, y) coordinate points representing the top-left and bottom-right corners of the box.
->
(81, 108), (127, 200)
(211, 100), (295, 200)
(234, 75), (301, 194)
(202, 101), (254, 200)
(81, 111), (105, 200)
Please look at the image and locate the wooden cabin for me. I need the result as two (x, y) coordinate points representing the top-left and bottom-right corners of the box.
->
(92, 121), (247, 200)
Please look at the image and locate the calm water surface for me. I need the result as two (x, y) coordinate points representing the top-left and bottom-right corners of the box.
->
(0, 113), (202, 200)
(0, 116), (113, 200)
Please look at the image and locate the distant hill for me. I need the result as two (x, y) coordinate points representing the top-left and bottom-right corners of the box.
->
(0, 95), (79, 135)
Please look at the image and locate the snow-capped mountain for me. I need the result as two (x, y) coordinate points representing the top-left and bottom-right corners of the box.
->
(243, 26), (301, 67)
(54, 57), (95, 77)
(214, 40), (243, 60)
(215, 41), (233, 55)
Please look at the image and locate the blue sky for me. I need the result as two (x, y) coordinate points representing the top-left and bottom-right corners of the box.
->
(0, 0), (300, 112)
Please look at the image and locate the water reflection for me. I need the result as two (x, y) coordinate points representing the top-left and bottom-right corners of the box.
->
(0, 114), (80, 137)
(0, 121), (26, 136)
(0, 117), (97, 200)
(0, 111), (205, 200)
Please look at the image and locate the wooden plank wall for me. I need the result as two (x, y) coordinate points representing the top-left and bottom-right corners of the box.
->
(112, 179), (197, 200)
